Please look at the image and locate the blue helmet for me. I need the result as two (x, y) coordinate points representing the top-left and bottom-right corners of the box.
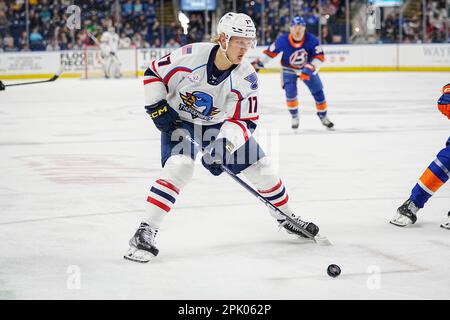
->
(291, 16), (306, 26)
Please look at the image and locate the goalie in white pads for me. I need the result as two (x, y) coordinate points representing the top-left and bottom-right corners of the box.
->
(100, 26), (121, 78)
(124, 12), (321, 263)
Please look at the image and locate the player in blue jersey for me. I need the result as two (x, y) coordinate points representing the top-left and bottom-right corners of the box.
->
(390, 84), (450, 229)
(252, 16), (334, 130)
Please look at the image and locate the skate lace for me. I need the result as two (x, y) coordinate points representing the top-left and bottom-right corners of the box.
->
(279, 217), (305, 233)
(400, 200), (418, 215)
(140, 225), (157, 244)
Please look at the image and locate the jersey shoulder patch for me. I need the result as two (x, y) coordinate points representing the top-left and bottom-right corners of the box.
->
(232, 63), (259, 94)
(244, 72), (258, 90)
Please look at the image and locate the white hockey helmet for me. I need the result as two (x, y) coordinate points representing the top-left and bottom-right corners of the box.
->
(217, 12), (257, 50)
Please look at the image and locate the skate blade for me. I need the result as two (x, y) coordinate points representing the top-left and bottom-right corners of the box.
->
(314, 234), (332, 246)
(389, 219), (411, 227)
(440, 223), (450, 230)
(123, 247), (155, 263)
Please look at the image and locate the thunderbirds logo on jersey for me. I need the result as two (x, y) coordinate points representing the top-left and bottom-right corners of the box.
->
(289, 49), (308, 69)
(244, 72), (258, 90)
(179, 91), (219, 121)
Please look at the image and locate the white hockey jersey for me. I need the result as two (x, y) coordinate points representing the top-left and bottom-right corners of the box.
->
(100, 31), (119, 54)
(143, 42), (260, 152)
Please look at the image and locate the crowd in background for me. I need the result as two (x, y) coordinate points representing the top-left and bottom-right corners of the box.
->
(380, 0), (448, 43)
(0, 0), (448, 52)
(222, 0), (346, 44)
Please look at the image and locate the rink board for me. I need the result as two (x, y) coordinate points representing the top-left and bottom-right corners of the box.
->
(0, 44), (449, 79)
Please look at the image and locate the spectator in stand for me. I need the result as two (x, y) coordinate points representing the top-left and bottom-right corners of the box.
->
(403, 13), (421, 43)
(29, 26), (44, 50)
(321, 25), (333, 44)
(46, 38), (60, 51)
(150, 37), (161, 48)
(3, 33), (19, 52)
(0, 0), (446, 51)
(165, 38), (180, 50)
(132, 31), (149, 48)
(123, 22), (134, 38)
(0, 10), (8, 38)
(119, 32), (132, 48)
(134, 0), (143, 17)
(18, 30), (28, 50)
(122, 0), (133, 17)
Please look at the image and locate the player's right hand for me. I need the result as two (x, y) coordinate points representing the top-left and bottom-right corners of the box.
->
(251, 59), (264, 73)
(438, 84), (450, 119)
(299, 64), (315, 81)
(145, 99), (182, 133)
(201, 138), (233, 176)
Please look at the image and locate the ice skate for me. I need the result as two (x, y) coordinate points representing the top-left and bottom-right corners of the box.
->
(124, 222), (159, 263)
(390, 199), (419, 227)
(317, 113), (334, 129)
(441, 211), (450, 230)
(291, 116), (300, 130)
(291, 116), (299, 130)
(278, 216), (319, 239)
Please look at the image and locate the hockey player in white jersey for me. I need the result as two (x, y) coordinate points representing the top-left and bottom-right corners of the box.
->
(124, 12), (320, 263)
(100, 26), (121, 78)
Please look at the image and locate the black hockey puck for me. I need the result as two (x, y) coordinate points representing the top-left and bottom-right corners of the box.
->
(327, 264), (341, 278)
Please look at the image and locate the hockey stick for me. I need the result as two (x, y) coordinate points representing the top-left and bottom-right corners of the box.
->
(86, 30), (101, 46)
(0, 66), (64, 91)
(185, 134), (332, 246)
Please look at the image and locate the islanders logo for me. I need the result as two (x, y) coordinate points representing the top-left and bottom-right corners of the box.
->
(289, 49), (308, 69)
(179, 91), (219, 121)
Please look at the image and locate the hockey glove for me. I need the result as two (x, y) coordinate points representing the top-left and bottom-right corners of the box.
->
(145, 99), (182, 134)
(201, 138), (234, 176)
(251, 59), (264, 73)
(437, 83), (450, 119)
(0, 81), (5, 91)
(299, 64), (315, 81)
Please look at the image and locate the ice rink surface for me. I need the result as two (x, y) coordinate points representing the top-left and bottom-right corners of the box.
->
(0, 72), (449, 299)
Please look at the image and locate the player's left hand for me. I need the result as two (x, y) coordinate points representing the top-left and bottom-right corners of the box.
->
(299, 64), (315, 81)
(437, 83), (450, 119)
(201, 138), (234, 176)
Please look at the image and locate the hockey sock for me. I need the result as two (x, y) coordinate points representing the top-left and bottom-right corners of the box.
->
(410, 146), (450, 208)
(145, 179), (181, 228)
(316, 101), (327, 118)
(257, 179), (291, 217)
(143, 155), (194, 228)
(286, 99), (299, 118)
(242, 158), (294, 219)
